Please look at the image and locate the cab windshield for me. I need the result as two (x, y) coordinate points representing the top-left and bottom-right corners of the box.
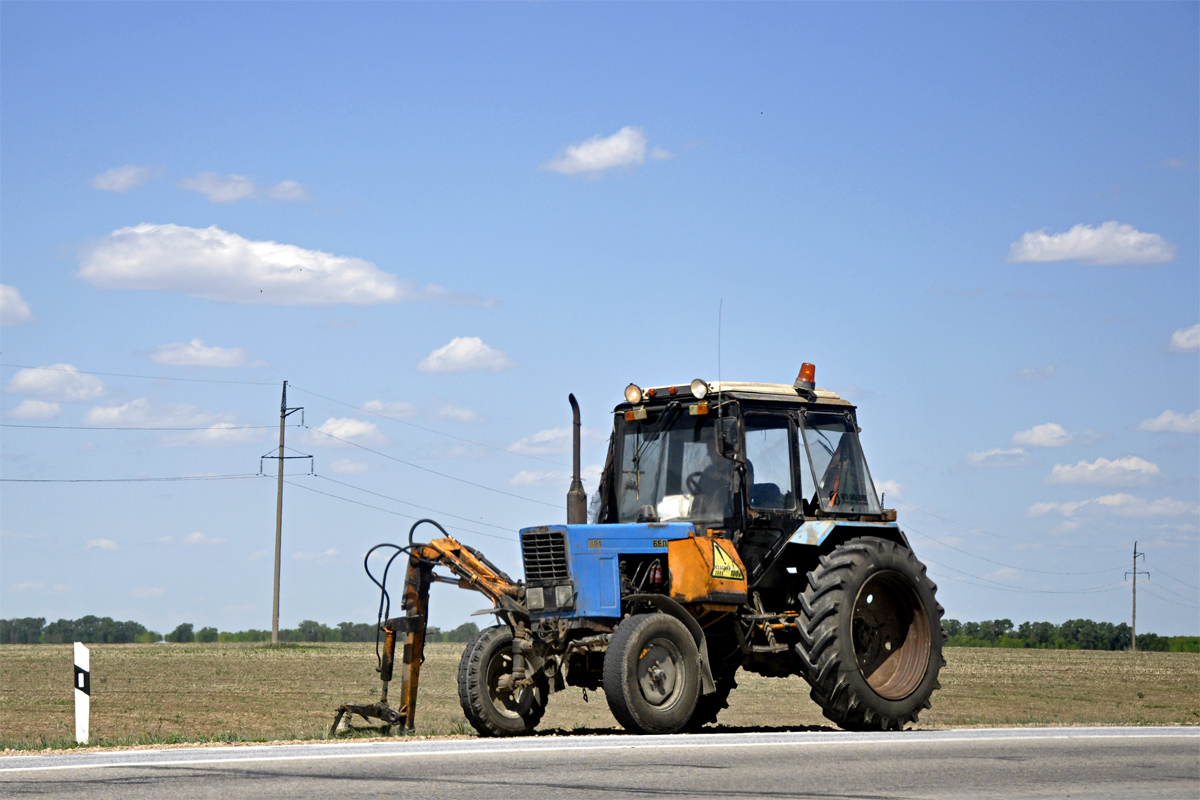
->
(799, 410), (881, 515)
(614, 408), (733, 524)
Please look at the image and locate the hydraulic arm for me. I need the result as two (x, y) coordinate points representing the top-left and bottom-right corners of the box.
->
(331, 522), (525, 734)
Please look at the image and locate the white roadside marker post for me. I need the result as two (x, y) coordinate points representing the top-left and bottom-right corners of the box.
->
(74, 642), (90, 744)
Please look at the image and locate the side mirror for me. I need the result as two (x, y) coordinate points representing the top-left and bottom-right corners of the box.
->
(716, 416), (740, 457)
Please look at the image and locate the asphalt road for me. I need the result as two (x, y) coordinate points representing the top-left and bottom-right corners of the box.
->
(2, 727), (1197, 799)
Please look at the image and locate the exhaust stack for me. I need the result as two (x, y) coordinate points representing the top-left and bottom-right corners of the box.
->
(567, 394), (587, 524)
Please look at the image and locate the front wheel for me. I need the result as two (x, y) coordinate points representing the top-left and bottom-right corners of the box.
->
(795, 536), (945, 731)
(603, 613), (700, 734)
(457, 625), (546, 737)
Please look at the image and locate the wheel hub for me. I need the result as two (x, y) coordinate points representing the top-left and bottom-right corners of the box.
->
(636, 641), (681, 706)
(852, 570), (931, 700)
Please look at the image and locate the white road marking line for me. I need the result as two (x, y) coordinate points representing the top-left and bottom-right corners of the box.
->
(1, 728), (1196, 774)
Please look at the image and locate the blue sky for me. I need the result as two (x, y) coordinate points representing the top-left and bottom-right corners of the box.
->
(2, 3), (1197, 635)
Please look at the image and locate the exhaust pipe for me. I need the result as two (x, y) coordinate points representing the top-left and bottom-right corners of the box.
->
(567, 394), (587, 524)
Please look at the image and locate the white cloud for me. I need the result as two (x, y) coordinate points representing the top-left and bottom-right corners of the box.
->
(362, 400), (418, 419)
(966, 447), (1027, 467)
(92, 164), (159, 192)
(875, 479), (903, 500)
(148, 339), (263, 368)
(131, 586), (165, 599)
(1168, 324), (1200, 353)
(263, 180), (310, 201)
(8, 399), (61, 421)
(1029, 493), (1198, 518)
(1, 284), (34, 326)
(650, 146), (675, 160)
(84, 398), (209, 427)
(78, 224), (405, 306)
(293, 548), (338, 562)
(167, 424), (267, 447)
(5, 364), (105, 402)
(1007, 221), (1177, 265)
(1011, 423), (1073, 448)
(86, 538), (120, 550)
(309, 417), (385, 446)
(417, 337), (515, 373)
(436, 404), (483, 423)
(509, 426), (605, 456)
(1013, 365), (1056, 382)
(1136, 409), (1200, 435)
(542, 126), (649, 175)
(510, 470), (571, 486)
(179, 172), (310, 203)
(5, 581), (70, 594)
(330, 458), (369, 475)
(1048, 456), (1160, 486)
(183, 532), (226, 545)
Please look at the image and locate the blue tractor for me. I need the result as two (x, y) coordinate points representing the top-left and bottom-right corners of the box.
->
(333, 365), (945, 737)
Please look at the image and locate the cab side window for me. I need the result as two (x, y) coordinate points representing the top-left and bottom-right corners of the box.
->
(743, 414), (795, 510)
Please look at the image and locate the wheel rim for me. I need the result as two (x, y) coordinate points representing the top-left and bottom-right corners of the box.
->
(485, 649), (531, 719)
(852, 570), (931, 700)
(636, 639), (684, 708)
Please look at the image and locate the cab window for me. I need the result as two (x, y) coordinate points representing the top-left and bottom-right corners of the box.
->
(743, 414), (795, 510)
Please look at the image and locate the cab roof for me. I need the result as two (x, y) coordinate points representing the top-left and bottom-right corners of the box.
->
(621, 381), (853, 409)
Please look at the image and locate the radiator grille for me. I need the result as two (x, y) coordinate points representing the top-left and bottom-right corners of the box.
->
(522, 529), (569, 584)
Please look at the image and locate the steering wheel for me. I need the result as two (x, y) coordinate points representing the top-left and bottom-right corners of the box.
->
(686, 471), (704, 494)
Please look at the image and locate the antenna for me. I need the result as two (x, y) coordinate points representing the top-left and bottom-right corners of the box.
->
(717, 299), (723, 419)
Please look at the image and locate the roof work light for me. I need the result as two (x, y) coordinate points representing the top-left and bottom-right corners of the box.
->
(624, 384), (643, 405)
(690, 379), (708, 399)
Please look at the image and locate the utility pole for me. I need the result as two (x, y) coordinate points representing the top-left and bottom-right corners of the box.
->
(265, 381), (305, 645)
(1126, 541), (1149, 652)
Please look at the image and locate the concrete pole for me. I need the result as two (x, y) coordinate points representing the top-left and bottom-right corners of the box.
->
(272, 381), (287, 645)
(1131, 540), (1137, 653)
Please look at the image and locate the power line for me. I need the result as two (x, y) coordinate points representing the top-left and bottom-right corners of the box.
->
(1143, 558), (1200, 591)
(923, 556), (1128, 595)
(904, 523), (1126, 576)
(2, 423), (286, 431)
(313, 474), (516, 534)
(1, 474), (263, 483)
(0, 362), (277, 386)
(1139, 585), (1200, 610)
(283, 479), (513, 542)
(303, 425), (559, 509)
(289, 384), (571, 467)
(896, 500), (1128, 550)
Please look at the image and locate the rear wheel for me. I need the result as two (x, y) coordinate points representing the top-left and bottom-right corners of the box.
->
(684, 662), (738, 731)
(795, 536), (944, 730)
(457, 625), (546, 737)
(603, 613), (700, 734)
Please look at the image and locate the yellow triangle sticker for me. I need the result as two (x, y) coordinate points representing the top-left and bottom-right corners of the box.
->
(711, 541), (745, 581)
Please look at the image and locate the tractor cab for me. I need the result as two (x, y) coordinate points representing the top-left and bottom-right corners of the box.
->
(595, 365), (889, 580)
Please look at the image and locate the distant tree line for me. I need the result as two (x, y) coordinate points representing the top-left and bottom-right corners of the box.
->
(1, 617), (481, 645)
(942, 618), (1199, 653)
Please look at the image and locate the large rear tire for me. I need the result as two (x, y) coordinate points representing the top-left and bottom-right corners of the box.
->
(457, 625), (546, 737)
(795, 536), (944, 731)
(603, 613), (700, 734)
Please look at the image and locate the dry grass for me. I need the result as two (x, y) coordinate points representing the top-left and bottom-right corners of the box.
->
(1, 643), (1196, 751)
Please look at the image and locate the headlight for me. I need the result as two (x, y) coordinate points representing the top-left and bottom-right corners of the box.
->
(526, 587), (544, 611)
(555, 585), (574, 609)
(690, 379), (708, 399)
(625, 383), (643, 404)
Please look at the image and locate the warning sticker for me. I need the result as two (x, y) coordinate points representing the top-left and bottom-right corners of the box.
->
(711, 541), (745, 581)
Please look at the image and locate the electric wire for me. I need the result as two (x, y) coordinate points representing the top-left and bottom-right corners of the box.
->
(1139, 585), (1200, 610)
(1, 474), (263, 483)
(282, 479), (514, 541)
(0, 362), (278, 386)
(923, 556), (1129, 595)
(1134, 579), (1200, 606)
(2, 423), (287, 431)
(313, 473), (517, 534)
(896, 499), (1129, 550)
(289, 384), (571, 467)
(904, 523), (1126, 576)
(303, 425), (559, 508)
(1143, 558), (1200, 591)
